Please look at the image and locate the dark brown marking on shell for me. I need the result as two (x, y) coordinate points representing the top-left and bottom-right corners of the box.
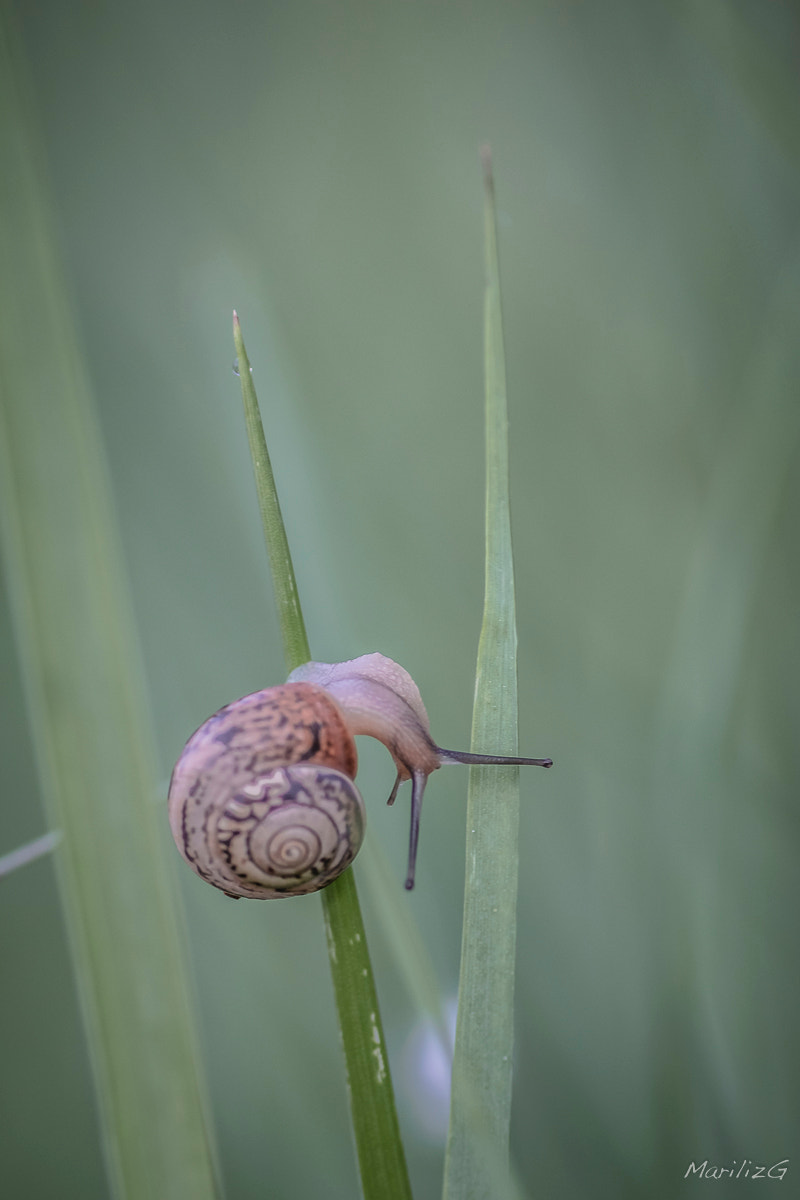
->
(214, 723), (245, 747)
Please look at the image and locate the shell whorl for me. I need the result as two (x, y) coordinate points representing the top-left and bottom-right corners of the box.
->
(168, 683), (364, 899)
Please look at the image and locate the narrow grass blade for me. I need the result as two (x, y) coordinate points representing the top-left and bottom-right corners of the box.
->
(322, 869), (414, 1198)
(0, 831), (62, 879)
(443, 147), (524, 1200)
(0, 14), (220, 1199)
(233, 313), (310, 670)
(232, 314), (412, 1200)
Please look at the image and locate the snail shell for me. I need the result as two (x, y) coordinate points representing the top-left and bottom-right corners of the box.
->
(168, 682), (365, 899)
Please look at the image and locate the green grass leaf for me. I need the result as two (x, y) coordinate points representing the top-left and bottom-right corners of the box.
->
(443, 147), (526, 1200)
(233, 314), (412, 1200)
(233, 313), (310, 671)
(0, 14), (220, 1198)
(0, 832), (62, 879)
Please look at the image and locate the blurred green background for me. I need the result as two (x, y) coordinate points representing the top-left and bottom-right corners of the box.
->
(2, 1), (798, 1197)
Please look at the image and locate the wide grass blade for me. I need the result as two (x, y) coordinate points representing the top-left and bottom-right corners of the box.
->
(0, 14), (220, 1199)
(233, 314), (412, 1200)
(443, 147), (526, 1200)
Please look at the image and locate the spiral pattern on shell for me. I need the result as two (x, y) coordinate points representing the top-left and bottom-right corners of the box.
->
(168, 683), (365, 899)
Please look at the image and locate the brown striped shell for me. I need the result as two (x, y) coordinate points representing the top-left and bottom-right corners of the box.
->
(168, 683), (364, 899)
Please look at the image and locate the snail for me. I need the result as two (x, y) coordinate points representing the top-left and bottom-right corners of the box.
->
(168, 652), (552, 898)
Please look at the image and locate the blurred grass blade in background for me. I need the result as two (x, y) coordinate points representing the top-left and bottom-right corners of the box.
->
(0, 13), (220, 1199)
(443, 148), (530, 1200)
(648, 252), (800, 1173)
(0, 831), (62, 878)
(359, 835), (451, 1055)
(233, 314), (412, 1200)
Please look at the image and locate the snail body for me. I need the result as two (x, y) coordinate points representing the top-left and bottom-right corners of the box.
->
(168, 653), (552, 898)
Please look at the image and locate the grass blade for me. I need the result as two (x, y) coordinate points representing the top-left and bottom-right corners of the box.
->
(359, 835), (451, 1052)
(233, 313), (412, 1200)
(0, 832), (62, 879)
(0, 14), (220, 1198)
(233, 313), (310, 670)
(443, 147), (525, 1200)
